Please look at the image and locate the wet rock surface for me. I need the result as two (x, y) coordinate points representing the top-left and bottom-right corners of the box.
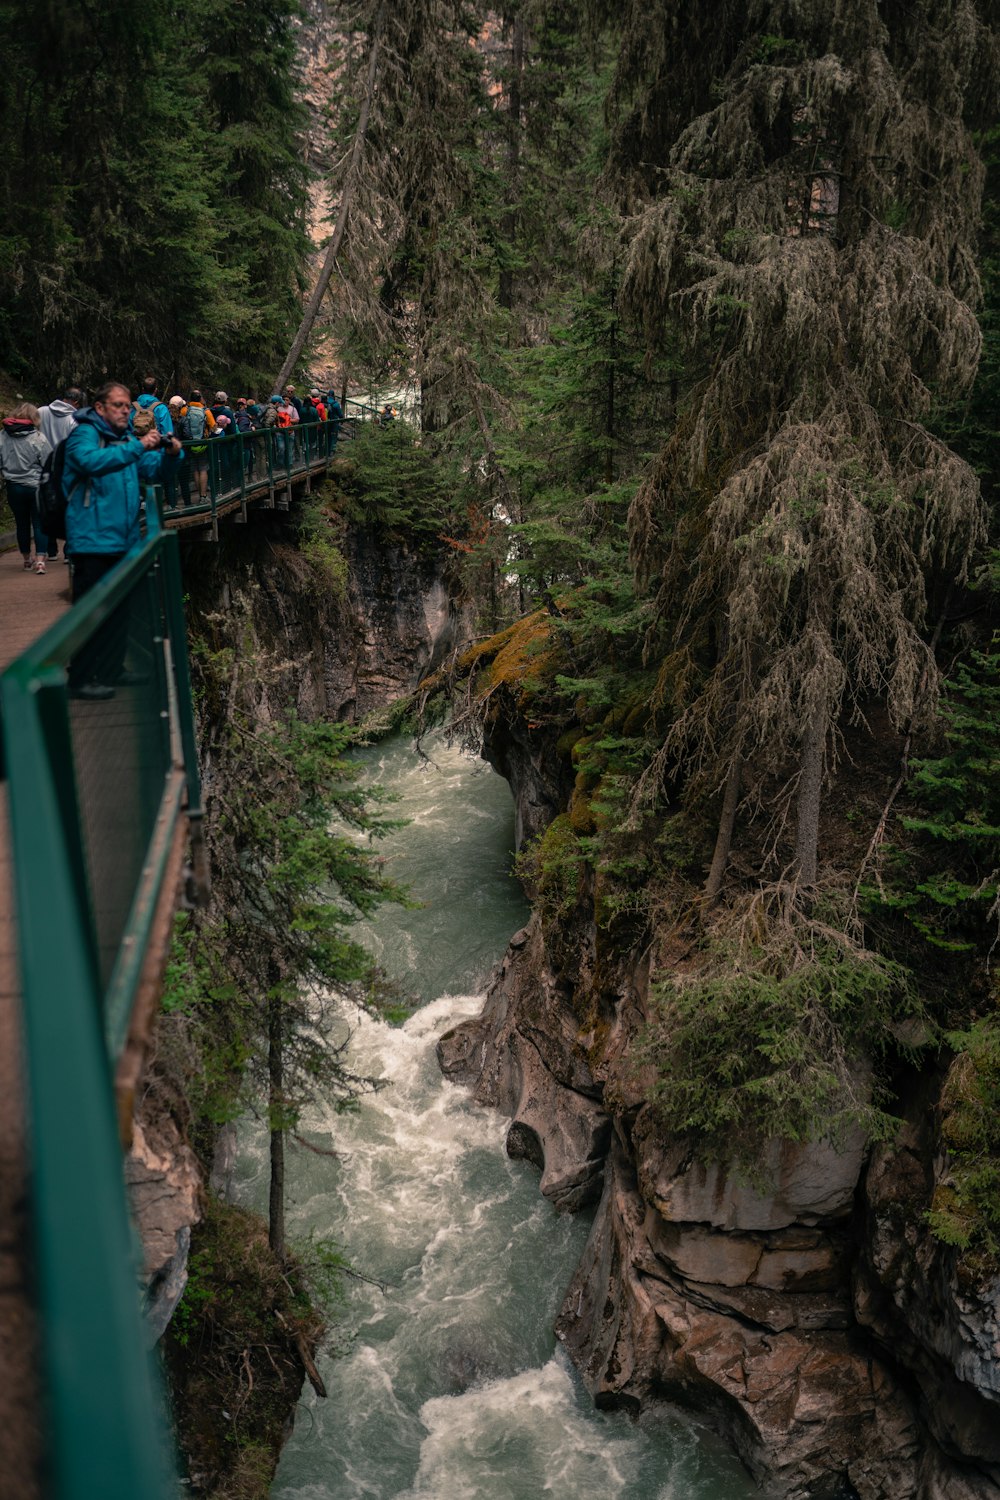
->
(183, 518), (473, 726)
(445, 709), (1000, 1499)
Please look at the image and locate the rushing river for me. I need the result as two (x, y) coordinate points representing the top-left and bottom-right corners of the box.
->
(232, 734), (756, 1499)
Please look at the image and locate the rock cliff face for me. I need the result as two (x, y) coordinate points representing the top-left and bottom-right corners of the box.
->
(439, 718), (1000, 1500)
(180, 515), (471, 725)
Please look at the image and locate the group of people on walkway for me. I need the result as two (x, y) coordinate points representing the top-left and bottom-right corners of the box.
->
(0, 380), (182, 697)
(0, 376), (346, 568)
(141, 380), (344, 504)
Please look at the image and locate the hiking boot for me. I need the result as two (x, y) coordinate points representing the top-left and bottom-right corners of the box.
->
(70, 682), (115, 702)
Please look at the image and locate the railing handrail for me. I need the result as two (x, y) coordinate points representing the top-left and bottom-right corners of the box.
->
(1, 528), (200, 1500)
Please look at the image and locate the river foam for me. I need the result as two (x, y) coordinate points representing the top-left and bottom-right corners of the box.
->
(240, 736), (757, 1498)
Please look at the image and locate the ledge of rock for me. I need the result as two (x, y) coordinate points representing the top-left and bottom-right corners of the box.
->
(856, 1104), (1000, 1484)
(634, 1106), (867, 1232)
(556, 1131), (923, 1499)
(125, 1113), (202, 1341)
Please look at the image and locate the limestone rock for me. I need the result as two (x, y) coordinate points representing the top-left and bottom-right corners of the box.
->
(856, 1112), (1000, 1475)
(503, 1051), (611, 1212)
(634, 1106), (867, 1231)
(915, 1444), (1000, 1499)
(125, 1116), (201, 1282)
(481, 711), (569, 853)
(557, 1136), (922, 1499)
(126, 1113), (201, 1344)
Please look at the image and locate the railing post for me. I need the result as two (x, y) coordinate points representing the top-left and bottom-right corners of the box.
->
(238, 431), (248, 522)
(209, 442), (219, 541)
(0, 663), (174, 1500)
(160, 533), (202, 820)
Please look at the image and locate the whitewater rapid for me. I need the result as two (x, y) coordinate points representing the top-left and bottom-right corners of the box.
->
(231, 736), (755, 1499)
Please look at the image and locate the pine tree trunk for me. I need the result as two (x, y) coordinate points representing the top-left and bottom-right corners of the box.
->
(795, 709), (825, 887)
(274, 5), (385, 391)
(498, 14), (524, 312)
(605, 303), (616, 486)
(704, 757), (742, 905)
(268, 987), (285, 1260)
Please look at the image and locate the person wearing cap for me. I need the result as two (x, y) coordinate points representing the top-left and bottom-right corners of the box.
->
(211, 390), (235, 427)
(312, 389), (328, 461)
(233, 397), (255, 477)
(166, 395), (189, 505)
(300, 390), (321, 460)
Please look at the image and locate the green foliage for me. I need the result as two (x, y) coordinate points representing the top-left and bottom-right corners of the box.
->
(873, 641), (1000, 953)
(638, 913), (914, 1168)
(927, 1013), (1000, 1258)
(517, 814), (586, 918)
(296, 491), (350, 598)
(164, 1199), (322, 1499)
(165, 687), (409, 1151)
(333, 424), (465, 544)
(0, 0), (307, 392)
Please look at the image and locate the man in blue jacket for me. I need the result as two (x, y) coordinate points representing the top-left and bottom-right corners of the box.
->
(65, 381), (180, 700)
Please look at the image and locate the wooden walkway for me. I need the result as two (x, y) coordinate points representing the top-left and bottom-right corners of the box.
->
(0, 547), (72, 1499)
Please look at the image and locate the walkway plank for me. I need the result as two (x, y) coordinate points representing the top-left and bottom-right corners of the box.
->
(0, 547), (72, 1500)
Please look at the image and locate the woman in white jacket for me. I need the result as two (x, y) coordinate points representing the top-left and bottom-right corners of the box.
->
(0, 402), (53, 573)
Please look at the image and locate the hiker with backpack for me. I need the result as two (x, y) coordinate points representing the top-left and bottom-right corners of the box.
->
(325, 391), (343, 454)
(63, 381), (180, 700)
(300, 392), (320, 460)
(233, 397), (256, 478)
(39, 386), (83, 450)
(0, 402), (54, 573)
(132, 377), (174, 439)
(177, 389), (216, 501)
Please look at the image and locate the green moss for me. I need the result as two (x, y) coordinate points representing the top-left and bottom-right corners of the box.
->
(480, 612), (557, 702)
(518, 814), (586, 919)
(568, 786), (597, 835)
(926, 1014), (1000, 1265)
(555, 725), (587, 758)
(165, 1200), (321, 1500)
(637, 923), (914, 1173)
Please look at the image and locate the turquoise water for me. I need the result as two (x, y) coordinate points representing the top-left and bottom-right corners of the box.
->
(232, 734), (756, 1499)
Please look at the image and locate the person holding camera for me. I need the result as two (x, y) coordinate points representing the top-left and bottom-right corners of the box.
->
(63, 381), (180, 699)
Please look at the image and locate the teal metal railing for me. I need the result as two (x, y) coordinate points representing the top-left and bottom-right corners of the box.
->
(0, 527), (201, 1500)
(156, 415), (354, 527)
(149, 407), (390, 529)
(0, 402), (389, 1496)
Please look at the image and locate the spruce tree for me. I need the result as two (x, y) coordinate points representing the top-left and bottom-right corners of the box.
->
(604, 0), (997, 894)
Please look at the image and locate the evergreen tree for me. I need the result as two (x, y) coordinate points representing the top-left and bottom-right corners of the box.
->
(0, 0), (307, 391)
(603, 0), (996, 894)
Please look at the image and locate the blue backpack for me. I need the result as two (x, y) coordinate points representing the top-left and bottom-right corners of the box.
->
(180, 405), (208, 449)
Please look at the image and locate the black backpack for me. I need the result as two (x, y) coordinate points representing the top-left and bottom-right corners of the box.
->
(38, 431), (106, 541)
(37, 436), (72, 541)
